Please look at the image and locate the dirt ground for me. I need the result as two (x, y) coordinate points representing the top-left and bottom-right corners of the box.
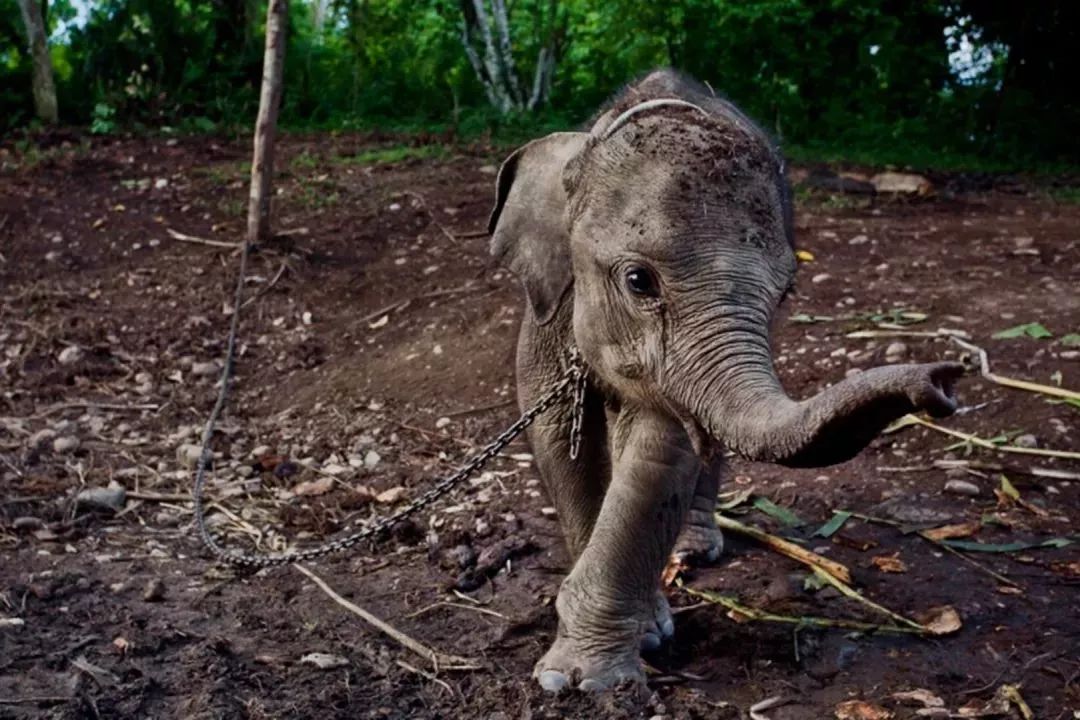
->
(1, 132), (1078, 720)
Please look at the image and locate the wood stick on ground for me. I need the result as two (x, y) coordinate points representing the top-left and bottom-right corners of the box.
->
(809, 567), (927, 632)
(293, 564), (481, 671)
(166, 228), (241, 249)
(846, 328), (970, 339)
(900, 414), (1080, 461)
(681, 584), (925, 635)
(952, 336), (1080, 402)
(713, 513), (852, 584)
(34, 401), (160, 417)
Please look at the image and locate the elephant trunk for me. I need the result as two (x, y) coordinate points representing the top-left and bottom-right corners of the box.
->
(688, 338), (962, 468)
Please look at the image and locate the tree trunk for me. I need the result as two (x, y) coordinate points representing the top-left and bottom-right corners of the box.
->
(17, 0), (58, 124)
(247, 0), (288, 245)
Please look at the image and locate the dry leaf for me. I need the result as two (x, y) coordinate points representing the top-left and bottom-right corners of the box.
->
(957, 685), (1011, 717)
(922, 521), (981, 542)
(891, 689), (945, 708)
(375, 486), (407, 504)
(916, 605), (962, 635)
(293, 476), (335, 497)
(835, 700), (894, 720)
(662, 555), (688, 587)
(871, 553), (908, 573)
(796, 249), (816, 262)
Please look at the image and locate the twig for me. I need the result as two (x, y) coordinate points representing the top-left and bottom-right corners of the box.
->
(395, 660), (455, 696)
(293, 564), (481, 671)
(400, 191), (459, 245)
(749, 695), (789, 720)
(809, 567), (926, 632)
(713, 513), (852, 583)
(897, 414), (1080, 460)
(0, 454), (24, 478)
(240, 260), (289, 309)
(952, 336), (1080, 403)
(404, 600), (506, 620)
(446, 399), (515, 417)
(34, 401), (160, 417)
(166, 227), (241, 249)
(681, 584), (925, 635)
(846, 328), (970, 339)
(448, 229), (488, 239)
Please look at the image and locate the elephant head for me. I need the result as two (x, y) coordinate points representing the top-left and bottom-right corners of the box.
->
(489, 97), (961, 467)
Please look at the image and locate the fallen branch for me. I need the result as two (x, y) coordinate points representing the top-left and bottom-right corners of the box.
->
(166, 227), (241, 249)
(895, 414), (1080, 461)
(713, 513), (852, 583)
(952, 336), (1080, 403)
(293, 564), (480, 671)
(846, 328), (970, 339)
(681, 584), (925, 635)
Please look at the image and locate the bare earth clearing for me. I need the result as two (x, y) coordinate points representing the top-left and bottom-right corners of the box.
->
(1, 134), (1078, 719)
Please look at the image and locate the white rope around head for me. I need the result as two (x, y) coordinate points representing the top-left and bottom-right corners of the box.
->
(602, 98), (711, 139)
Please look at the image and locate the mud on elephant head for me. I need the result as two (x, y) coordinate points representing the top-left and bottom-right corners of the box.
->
(488, 72), (963, 468)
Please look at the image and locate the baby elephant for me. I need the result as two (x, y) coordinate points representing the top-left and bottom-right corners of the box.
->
(488, 69), (962, 692)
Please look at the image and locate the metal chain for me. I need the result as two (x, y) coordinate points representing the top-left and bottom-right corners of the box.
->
(193, 351), (584, 569)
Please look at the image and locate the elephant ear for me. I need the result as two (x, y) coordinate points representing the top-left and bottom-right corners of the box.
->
(488, 132), (588, 325)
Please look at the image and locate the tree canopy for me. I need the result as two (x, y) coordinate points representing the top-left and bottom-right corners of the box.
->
(2, 0), (1077, 166)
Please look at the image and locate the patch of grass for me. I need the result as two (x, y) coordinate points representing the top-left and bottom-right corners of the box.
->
(338, 144), (451, 166)
(1047, 185), (1080, 205)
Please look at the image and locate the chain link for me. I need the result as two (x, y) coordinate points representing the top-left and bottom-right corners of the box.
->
(193, 350), (585, 568)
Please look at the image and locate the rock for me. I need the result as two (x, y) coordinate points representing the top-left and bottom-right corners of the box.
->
(944, 479), (981, 497)
(235, 464), (253, 478)
(448, 544), (477, 570)
(885, 341), (908, 363)
(1013, 433), (1038, 448)
(251, 445), (272, 458)
(190, 361), (219, 377)
(142, 578), (166, 602)
(363, 450), (381, 470)
(300, 652), (349, 669)
(76, 483), (127, 513)
(811, 273), (831, 284)
(12, 517), (44, 532)
(57, 346), (84, 365)
(849, 234), (870, 245)
(30, 428), (57, 449)
(321, 463), (350, 476)
(176, 443), (203, 469)
(376, 486), (406, 504)
(434, 417), (451, 430)
(0, 618), (26, 629)
(52, 436), (80, 454)
(870, 171), (933, 196)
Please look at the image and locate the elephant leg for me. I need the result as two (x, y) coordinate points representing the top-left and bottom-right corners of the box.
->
(672, 454), (725, 563)
(535, 407), (698, 692)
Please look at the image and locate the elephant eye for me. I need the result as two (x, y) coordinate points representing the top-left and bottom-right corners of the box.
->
(624, 266), (660, 298)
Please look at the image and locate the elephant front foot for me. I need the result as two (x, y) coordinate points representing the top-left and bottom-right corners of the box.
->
(534, 635), (645, 692)
(673, 509), (724, 564)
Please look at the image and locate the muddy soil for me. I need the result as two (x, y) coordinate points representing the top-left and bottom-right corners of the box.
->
(1, 134), (1078, 719)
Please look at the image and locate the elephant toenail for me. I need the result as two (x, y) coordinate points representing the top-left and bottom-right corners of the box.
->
(578, 678), (608, 692)
(660, 617), (675, 637)
(538, 670), (569, 692)
(640, 632), (661, 651)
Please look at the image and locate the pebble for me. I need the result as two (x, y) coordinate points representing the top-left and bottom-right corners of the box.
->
(235, 465), (254, 478)
(1013, 433), (1038, 448)
(190, 361), (219, 377)
(434, 417), (451, 430)
(811, 273), (831, 284)
(944, 479), (981, 497)
(885, 341), (908, 363)
(30, 428), (57, 449)
(375, 486), (406, 504)
(176, 443), (204, 469)
(53, 436), (80, 454)
(57, 346), (84, 365)
(76, 483), (127, 513)
(300, 652), (349, 669)
(363, 450), (381, 470)
(848, 234), (869, 245)
(142, 578), (166, 602)
(251, 445), (271, 458)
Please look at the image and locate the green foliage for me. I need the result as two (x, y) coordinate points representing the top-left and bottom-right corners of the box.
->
(1, 0), (1077, 167)
(992, 323), (1053, 340)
